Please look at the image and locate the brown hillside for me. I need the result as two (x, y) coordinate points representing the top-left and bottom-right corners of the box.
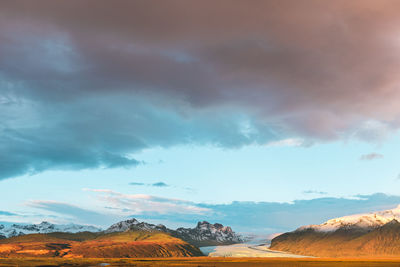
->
(270, 220), (400, 257)
(0, 230), (203, 258)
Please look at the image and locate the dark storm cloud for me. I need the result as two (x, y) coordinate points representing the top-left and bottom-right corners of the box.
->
(1, 1), (400, 178)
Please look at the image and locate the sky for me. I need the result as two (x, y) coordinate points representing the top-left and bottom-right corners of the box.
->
(1, 0), (400, 234)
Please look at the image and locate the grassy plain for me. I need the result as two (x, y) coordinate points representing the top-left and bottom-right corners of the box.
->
(2, 257), (400, 267)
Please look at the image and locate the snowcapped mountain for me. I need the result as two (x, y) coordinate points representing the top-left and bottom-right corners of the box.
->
(271, 205), (400, 258)
(1, 218), (243, 247)
(105, 219), (243, 247)
(297, 204), (400, 232)
(105, 218), (167, 233)
(175, 221), (243, 246)
(0, 221), (102, 239)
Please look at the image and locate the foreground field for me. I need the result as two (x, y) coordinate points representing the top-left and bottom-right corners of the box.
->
(3, 257), (400, 267)
(0, 231), (202, 258)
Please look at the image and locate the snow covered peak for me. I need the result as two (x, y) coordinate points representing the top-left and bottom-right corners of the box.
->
(105, 219), (140, 233)
(176, 221), (242, 244)
(0, 221), (102, 239)
(298, 205), (400, 232)
(104, 219), (242, 246)
(195, 221), (233, 235)
(105, 219), (167, 233)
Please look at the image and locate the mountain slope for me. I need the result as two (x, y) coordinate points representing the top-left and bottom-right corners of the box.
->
(270, 205), (400, 257)
(0, 230), (203, 258)
(0, 221), (101, 239)
(105, 219), (243, 247)
(174, 221), (243, 247)
(297, 205), (400, 232)
(105, 218), (168, 233)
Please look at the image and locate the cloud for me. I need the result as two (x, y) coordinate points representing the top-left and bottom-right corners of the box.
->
(9, 192), (400, 233)
(129, 182), (170, 187)
(27, 200), (117, 226)
(0, 211), (70, 225)
(152, 182), (169, 187)
(82, 189), (400, 234)
(267, 138), (306, 147)
(1, 1), (400, 178)
(360, 153), (384, 161)
(158, 193), (400, 234)
(303, 190), (328, 195)
(85, 189), (210, 216)
(202, 193), (400, 233)
(129, 182), (145, 186)
(0, 210), (17, 216)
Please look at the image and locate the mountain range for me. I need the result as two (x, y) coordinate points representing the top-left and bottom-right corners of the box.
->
(297, 204), (400, 232)
(270, 205), (400, 257)
(0, 219), (242, 247)
(0, 218), (242, 258)
(105, 219), (243, 247)
(0, 221), (101, 239)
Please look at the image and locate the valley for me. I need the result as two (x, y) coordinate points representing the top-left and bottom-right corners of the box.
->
(2, 257), (400, 266)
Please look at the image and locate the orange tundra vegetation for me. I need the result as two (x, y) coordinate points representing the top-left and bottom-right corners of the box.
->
(0, 230), (203, 258)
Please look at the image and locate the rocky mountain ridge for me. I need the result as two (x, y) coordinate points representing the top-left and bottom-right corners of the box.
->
(0, 221), (102, 239)
(105, 219), (243, 247)
(270, 205), (400, 257)
(297, 204), (400, 232)
(105, 218), (167, 233)
(1, 218), (243, 247)
(174, 221), (243, 247)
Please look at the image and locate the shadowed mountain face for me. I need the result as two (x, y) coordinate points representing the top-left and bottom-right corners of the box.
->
(0, 230), (203, 258)
(270, 219), (400, 257)
(174, 221), (243, 247)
